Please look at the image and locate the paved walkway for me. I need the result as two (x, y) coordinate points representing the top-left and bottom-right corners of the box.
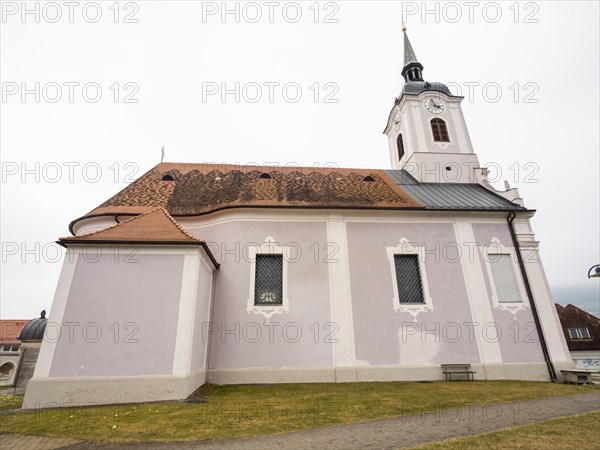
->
(2, 392), (599, 450)
(0, 433), (82, 450)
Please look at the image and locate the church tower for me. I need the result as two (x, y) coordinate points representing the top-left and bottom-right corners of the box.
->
(383, 28), (483, 183)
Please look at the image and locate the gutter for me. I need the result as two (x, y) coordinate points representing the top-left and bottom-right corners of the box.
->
(507, 211), (557, 382)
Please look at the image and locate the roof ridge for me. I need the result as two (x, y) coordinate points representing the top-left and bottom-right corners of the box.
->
(61, 208), (163, 240)
(158, 207), (204, 242)
(157, 162), (387, 173)
(60, 208), (204, 244)
(564, 303), (600, 323)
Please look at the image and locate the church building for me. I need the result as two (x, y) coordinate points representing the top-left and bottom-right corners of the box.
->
(24, 31), (573, 407)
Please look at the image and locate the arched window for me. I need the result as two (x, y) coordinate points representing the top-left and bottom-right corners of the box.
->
(0, 362), (15, 379)
(397, 133), (405, 160)
(431, 118), (449, 142)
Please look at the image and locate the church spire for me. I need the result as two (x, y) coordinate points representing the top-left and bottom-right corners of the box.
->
(401, 27), (424, 82)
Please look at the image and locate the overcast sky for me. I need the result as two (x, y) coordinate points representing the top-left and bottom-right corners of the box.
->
(1, 1), (599, 319)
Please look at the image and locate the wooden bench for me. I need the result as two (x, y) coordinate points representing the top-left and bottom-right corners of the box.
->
(441, 364), (476, 381)
(561, 369), (593, 385)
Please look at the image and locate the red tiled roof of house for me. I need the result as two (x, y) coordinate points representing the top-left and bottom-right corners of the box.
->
(60, 208), (204, 245)
(555, 303), (600, 352)
(0, 320), (29, 343)
(69, 163), (424, 232)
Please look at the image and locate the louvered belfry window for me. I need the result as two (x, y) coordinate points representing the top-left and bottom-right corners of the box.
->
(394, 255), (425, 304)
(431, 118), (449, 142)
(489, 254), (522, 303)
(254, 254), (283, 305)
(397, 133), (405, 160)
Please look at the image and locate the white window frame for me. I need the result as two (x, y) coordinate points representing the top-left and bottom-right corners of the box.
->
(568, 328), (591, 339)
(386, 238), (434, 322)
(482, 237), (529, 319)
(247, 236), (290, 322)
(0, 344), (19, 353)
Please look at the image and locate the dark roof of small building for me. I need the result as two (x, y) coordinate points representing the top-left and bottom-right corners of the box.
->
(386, 170), (526, 211)
(555, 303), (600, 351)
(18, 311), (47, 342)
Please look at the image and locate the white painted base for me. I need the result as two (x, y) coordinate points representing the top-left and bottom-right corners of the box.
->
(22, 371), (206, 410)
(23, 361), (569, 409)
(208, 362), (554, 385)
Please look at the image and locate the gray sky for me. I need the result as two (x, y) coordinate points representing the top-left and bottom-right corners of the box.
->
(1, 1), (599, 318)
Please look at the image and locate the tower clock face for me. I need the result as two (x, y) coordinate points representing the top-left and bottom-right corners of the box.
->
(424, 98), (445, 114)
(392, 111), (401, 132)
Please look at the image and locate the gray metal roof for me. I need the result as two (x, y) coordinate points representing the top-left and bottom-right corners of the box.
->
(401, 81), (454, 97)
(403, 32), (419, 66)
(18, 316), (47, 342)
(386, 170), (525, 211)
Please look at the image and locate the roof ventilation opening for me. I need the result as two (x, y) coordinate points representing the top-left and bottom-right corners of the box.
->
(161, 174), (175, 181)
(445, 166), (452, 171)
(259, 173), (272, 180)
(362, 175), (376, 182)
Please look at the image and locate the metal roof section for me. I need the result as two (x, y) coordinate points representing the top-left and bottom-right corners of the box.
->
(18, 311), (48, 342)
(403, 32), (419, 66)
(386, 170), (526, 211)
(400, 81), (454, 97)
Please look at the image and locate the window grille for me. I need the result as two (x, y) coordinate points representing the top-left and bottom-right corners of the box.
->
(254, 254), (283, 305)
(568, 328), (591, 339)
(431, 118), (449, 142)
(394, 255), (425, 304)
(489, 254), (522, 303)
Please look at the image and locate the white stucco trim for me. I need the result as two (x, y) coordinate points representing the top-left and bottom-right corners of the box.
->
(481, 237), (530, 320)
(246, 237), (290, 322)
(173, 253), (201, 375)
(386, 238), (434, 321)
(66, 245), (206, 256)
(513, 231), (573, 362)
(326, 215), (356, 376)
(208, 362), (551, 385)
(177, 208), (525, 229)
(453, 221), (504, 369)
(33, 250), (79, 379)
(202, 270), (216, 372)
(412, 103), (429, 154)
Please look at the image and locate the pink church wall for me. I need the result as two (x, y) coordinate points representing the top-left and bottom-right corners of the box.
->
(346, 221), (480, 366)
(188, 221), (334, 370)
(471, 223), (545, 363)
(190, 263), (214, 372)
(49, 253), (184, 377)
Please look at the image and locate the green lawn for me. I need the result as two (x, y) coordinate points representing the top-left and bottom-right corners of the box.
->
(416, 410), (600, 450)
(0, 395), (23, 410)
(0, 381), (597, 443)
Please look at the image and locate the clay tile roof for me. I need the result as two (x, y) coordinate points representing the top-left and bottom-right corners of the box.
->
(70, 162), (423, 231)
(60, 208), (204, 246)
(0, 320), (29, 343)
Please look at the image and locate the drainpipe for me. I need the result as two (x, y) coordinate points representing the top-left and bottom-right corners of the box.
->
(507, 211), (557, 382)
